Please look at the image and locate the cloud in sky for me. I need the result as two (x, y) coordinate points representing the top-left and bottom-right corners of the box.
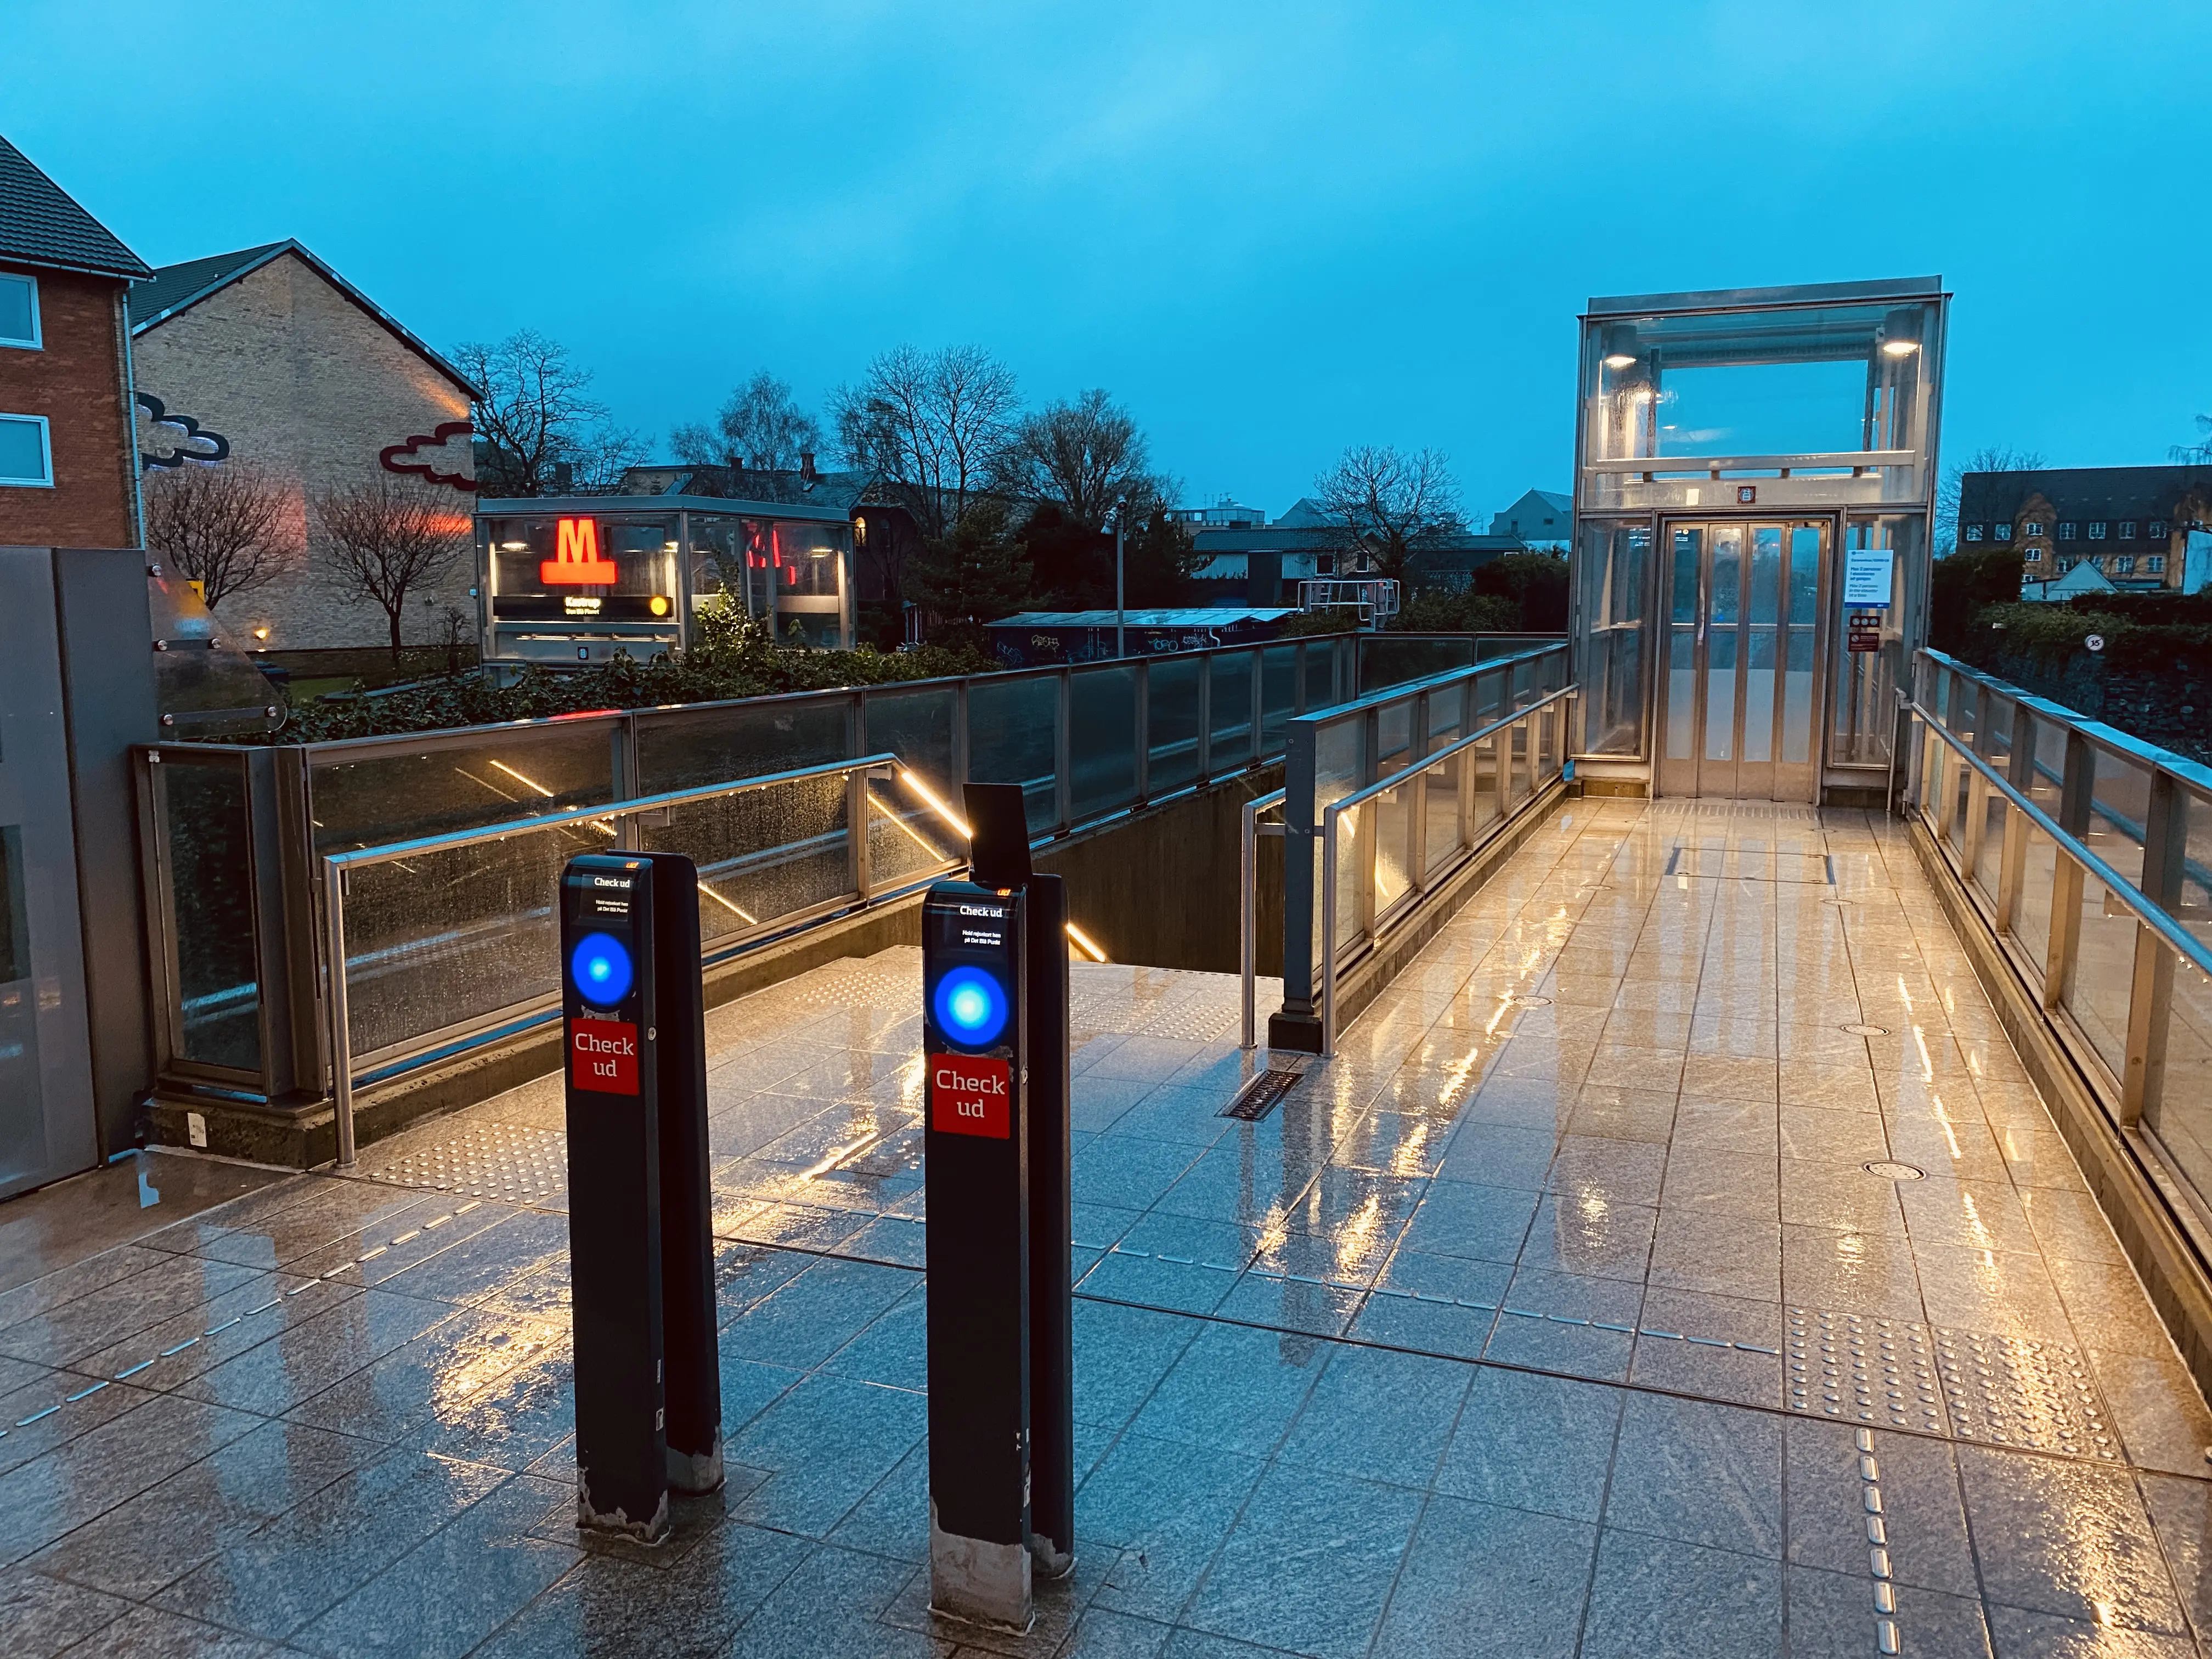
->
(14, 0), (2211, 516)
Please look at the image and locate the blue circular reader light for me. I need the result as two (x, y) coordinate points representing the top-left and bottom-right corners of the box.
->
(569, 932), (633, 1007)
(933, 964), (1009, 1047)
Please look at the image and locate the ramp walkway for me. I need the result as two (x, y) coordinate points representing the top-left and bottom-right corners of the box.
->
(4, 798), (2210, 1656)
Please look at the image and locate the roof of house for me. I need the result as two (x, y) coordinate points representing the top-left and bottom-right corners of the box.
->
(990, 609), (1300, 630)
(1190, 526), (1334, 552)
(0, 133), (149, 280)
(1960, 465), (2212, 525)
(2021, 561), (2117, 601)
(130, 239), (480, 399)
(619, 462), (880, 514)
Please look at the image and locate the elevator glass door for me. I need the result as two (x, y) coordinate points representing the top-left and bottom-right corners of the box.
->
(1658, 520), (1829, 800)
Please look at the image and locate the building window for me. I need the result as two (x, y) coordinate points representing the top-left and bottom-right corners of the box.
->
(2115, 556), (2135, 574)
(2149, 555), (2166, 574)
(2024, 548), (2043, 563)
(2120, 520), (2137, 539)
(2090, 522), (2107, 539)
(0, 414), (54, 486)
(2023, 521), (2044, 537)
(2149, 520), (2166, 539)
(2059, 522), (2076, 540)
(1965, 524), (1984, 543)
(0, 273), (38, 349)
(1993, 522), (2013, 541)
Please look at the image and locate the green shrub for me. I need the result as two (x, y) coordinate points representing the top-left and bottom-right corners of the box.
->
(262, 606), (996, 743)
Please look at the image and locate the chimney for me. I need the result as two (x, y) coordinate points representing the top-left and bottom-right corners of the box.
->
(800, 450), (818, 486)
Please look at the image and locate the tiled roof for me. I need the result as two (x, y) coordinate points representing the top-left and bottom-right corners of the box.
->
(130, 240), (479, 399)
(0, 133), (149, 279)
(1960, 465), (2212, 525)
(130, 243), (285, 326)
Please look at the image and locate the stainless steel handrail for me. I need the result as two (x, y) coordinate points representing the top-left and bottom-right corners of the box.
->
(1910, 707), (2212, 983)
(1316, 680), (1576, 1055)
(322, 751), (922, 1167)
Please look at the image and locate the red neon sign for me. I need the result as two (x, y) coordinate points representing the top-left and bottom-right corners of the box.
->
(541, 518), (617, 585)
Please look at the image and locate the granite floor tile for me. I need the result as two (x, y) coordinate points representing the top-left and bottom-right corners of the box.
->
(1273, 1344), (1470, 1488)
(1128, 1321), (1328, 1459)
(1433, 1364), (1621, 1521)
(727, 1373), (926, 1537)
(1784, 1562), (1991, 1658)
(1604, 1391), (1784, 1558)
(1369, 1493), (1594, 1658)
(1578, 1528), (1782, 1659)
(1959, 1444), (2188, 1634)
(1080, 1432), (1267, 1624)
(1180, 1463), (1421, 1658)
(0, 1566), (136, 1657)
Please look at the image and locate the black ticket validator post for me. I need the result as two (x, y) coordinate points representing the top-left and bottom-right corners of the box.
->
(922, 784), (1075, 1632)
(560, 851), (723, 1544)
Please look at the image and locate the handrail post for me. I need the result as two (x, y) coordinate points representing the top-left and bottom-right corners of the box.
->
(1054, 667), (1073, 834)
(1995, 698), (2035, 933)
(2121, 769), (2186, 1126)
(322, 857), (356, 1169)
(1240, 795), (1258, 1050)
(848, 764), (873, 904)
(1133, 657), (1150, 806)
(1321, 805), (1339, 1058)
(1197, 651), (1213, 782)
(2043, 730), (2095, 1010)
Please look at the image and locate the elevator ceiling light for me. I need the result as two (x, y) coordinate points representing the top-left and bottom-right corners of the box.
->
(1881, 339), (1920, 356)
(1603, 353), (1637, 369)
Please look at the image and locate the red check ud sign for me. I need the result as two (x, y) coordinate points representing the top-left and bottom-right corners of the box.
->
(571, 1019), (640, 1095)
(929, 1053), (1011, 1138)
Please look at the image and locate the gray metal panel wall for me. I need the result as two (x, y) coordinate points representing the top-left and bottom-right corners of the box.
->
(52, 548), (159, 1154)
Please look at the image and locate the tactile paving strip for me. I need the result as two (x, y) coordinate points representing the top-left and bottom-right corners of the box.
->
(360, 1121), (571, 1206)
(1788, 1310), (1947, 1434)
(1787, 1308), (2119, 1460)
(1932, 1327), (2118, 1460)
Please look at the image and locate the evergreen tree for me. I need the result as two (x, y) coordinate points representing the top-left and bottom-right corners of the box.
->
(913, 500), (1032, 624)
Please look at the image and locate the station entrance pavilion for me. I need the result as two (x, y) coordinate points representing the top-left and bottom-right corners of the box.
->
(1570, 276), (1949, 806)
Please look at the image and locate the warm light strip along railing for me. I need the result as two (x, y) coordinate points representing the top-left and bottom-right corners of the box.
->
(1317, 680), (1576, 1053)
(320, 752), (923, 1168)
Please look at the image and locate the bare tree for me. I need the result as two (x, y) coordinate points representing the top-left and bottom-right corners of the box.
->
(1936, 444), (2045, 553)
(672, 371), (823, 471)
(2172, 415), (2212, 466)
(830, 345), (1019, 541)
(1311, 445), (1465, 578)
(142, 461), (300, 607)
(1002, 388), (1167, 530)
(453, 329), (648, 496)
(314, 478), (471, 662)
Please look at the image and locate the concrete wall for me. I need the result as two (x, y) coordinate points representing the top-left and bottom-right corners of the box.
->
(132, 252), (476, 652)
(0, 264), (138, 547)
(1036, 766), (1284, 976)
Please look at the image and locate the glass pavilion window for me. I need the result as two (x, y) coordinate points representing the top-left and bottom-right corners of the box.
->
(486, 515), (680, 625)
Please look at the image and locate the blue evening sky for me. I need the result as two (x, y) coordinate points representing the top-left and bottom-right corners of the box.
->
(8, 2), (2206, 519)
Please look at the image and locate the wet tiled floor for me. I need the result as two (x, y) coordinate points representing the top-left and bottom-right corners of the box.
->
(7, 800), (2212, 1655)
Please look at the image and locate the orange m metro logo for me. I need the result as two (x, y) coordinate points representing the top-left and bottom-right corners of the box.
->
(541, 518), (617, 585)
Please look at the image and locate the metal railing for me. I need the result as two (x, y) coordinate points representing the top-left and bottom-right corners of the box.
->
(1906, 648), (2212, 1228)
(321, 753), (947, 1164)
(140, 631), (1562, 1125)
(1265, 640), (1575, 1052)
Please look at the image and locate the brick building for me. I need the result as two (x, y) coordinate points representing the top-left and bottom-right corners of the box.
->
(0, 134), (151, 548)
(1958, 465), (2212, 592)
(131, 241), (480, 658)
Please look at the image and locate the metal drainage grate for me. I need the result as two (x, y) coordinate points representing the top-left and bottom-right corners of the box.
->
(1842, 1023), (1891, 1037)
(1864, 1161), (1926, 1182)
(1222, 1068), (1303, 1122)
